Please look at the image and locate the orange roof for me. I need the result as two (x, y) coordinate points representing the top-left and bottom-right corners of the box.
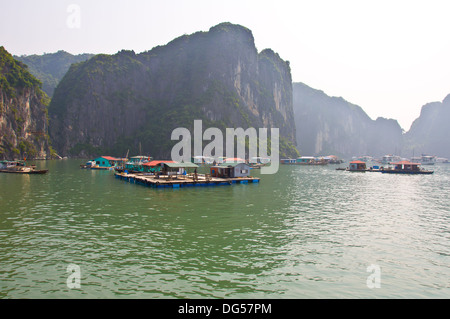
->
(350, 160), (366, 164)
(143, 160), (175, 167)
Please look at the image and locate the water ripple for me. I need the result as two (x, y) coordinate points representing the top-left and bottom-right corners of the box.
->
(0, 160), (449, 298)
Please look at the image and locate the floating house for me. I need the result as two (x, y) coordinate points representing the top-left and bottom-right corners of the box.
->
(142, 160), (175, 173)
(115, 161), (259, 189)
(295, 156), (328, 165)
(348, 160), (367, 171)
(161, 162), (200, 176)
(296, 156), (316, 164)
(280, 158), (296, 164)
(91, 156), (125, 169)
(210, 162), (251, 178)
(124, 156), (152, 172)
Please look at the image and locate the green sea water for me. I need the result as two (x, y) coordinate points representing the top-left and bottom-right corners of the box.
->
(0, 160), (449, 298)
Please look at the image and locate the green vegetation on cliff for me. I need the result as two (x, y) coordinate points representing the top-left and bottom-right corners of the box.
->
(0, 46), (51, 159)
(49, 23), (299, 159)
(1, 47), (42, 98)
(14, 50), (94, 97)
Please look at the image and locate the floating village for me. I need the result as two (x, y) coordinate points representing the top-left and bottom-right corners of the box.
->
(74, 152), (446, 180)
(1, 153), (448, 187)
(80, 155), (262, 189)
(280, 153), (440, 174)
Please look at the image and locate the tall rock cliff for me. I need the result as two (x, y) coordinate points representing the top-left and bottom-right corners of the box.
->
(49, 23), (298, 158)
(0, 47), (51, 160)
(403, 94), (450, 158)
(293, 82), (403, 158)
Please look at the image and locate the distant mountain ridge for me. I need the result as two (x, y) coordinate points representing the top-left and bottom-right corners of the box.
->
(404, 94), (450, 158)
(293, 82), (404, 158)
(293, 82), (450, 159)
(14, 51), (94, 97)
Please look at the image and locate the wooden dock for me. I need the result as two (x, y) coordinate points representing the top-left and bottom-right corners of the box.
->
(115, 172), (260, 189)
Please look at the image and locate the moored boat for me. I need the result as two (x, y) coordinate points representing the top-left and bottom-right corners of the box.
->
(249, 157), (270, 168)
(381, 161), (434, 174)
(0, 160), (48, 174)
(80, 160), (96, 169)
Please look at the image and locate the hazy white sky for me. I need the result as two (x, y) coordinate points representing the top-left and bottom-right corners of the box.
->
(2, 0), (450, 130)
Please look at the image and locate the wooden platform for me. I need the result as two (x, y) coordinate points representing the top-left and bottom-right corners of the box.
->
(115, 172), (260, 189)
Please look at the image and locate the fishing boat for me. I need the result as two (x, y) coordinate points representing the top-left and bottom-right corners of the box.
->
(381, 161), (434, 174)
(80, 160), (96, 169)
(0, 160), (48, 174)
(249, 157), (270, 169)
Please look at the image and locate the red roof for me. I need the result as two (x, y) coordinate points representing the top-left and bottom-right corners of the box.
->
(143, 160), (175, 167)
(350, 160), (366, 164)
